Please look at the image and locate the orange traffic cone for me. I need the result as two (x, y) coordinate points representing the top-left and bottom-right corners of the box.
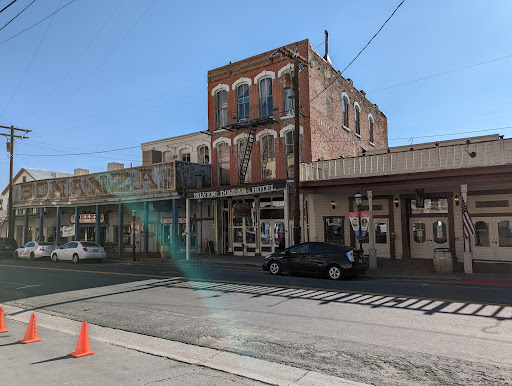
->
(18, 313), (42, 343)
(70, 322), (95, 358)
(0, 307), (8, 333)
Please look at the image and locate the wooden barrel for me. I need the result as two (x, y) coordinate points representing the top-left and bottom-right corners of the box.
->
(433, 248), (453, 273)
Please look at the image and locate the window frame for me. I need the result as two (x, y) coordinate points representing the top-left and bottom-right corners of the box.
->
(342, 96), (349, 128)
(216, 90), (228, 128)
(217, 142), (230, 185)
(260, 134), (276, 180)
(197, 145), (209, 164)
(368, 115), (374, 143)
(354, 104), (360, 135)
(237, 84), (250, 120)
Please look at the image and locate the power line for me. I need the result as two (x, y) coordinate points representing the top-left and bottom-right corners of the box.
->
(31, 0), (123, 116)
(388, 126), (512, 141)
(17, 144), (140, 156)
(0, 0), (36, 32)
(0, 0), (77, 46)
(0, 0), (18, 14)
(40, 0), (158, 126)
(308, 0), (405, 106)
(367, 53), (512, 94)
(0, 0), (63, 120)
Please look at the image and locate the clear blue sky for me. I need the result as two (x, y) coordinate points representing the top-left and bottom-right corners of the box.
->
(0, 0), (511, 185)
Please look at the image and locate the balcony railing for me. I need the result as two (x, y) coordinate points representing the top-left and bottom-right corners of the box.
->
(216, 105), (292, 131)
(301, 135), (512, 181)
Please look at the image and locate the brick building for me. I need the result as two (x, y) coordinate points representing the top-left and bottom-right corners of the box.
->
(186, 39), (388, 256)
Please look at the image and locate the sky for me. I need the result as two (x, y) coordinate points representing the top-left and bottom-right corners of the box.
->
(0, 0), (511, 186)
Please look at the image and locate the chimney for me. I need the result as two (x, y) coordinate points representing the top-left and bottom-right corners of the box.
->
(324, 30), (332, 65)
(107, 162), (125, 171)
(74, 168), (89, 176)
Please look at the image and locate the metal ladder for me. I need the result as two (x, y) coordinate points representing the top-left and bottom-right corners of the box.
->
(238, 125), (257, 184)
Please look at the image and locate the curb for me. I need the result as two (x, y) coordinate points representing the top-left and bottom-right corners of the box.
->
(365, 274), (461, 283)
(461, 278), (512, 286)
(3, 304), (368, 386)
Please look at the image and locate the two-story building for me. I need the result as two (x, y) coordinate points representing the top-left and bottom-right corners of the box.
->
(186, 39), (387, 257)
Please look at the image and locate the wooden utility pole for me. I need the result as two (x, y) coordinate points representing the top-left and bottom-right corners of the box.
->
(0, 125), (31, 238)
(277, 47), (309, 245)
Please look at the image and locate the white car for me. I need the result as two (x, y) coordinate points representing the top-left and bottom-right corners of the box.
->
(51, 241), (106, 263)
(14, 241), (58, 260)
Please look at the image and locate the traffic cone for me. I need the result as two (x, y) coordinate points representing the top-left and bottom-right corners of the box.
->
(0, 307), (8, 333)
(18, 313), (42, 344)
(70, 322), (95, 358)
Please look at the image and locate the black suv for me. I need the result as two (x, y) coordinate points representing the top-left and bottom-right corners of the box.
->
(0, 238), (18, 259)
(262, 242), (367, 279)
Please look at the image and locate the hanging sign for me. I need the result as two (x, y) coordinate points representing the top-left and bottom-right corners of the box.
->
(160, 217), (186, 224)
(348, 211), (372, 239)
(70, 214), (105, 224)
(62, 225), (75, 237)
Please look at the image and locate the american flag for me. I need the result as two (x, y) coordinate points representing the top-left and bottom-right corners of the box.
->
(461, 197), (475, 238)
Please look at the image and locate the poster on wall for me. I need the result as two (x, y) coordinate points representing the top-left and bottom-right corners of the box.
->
(348, 211), (372, 239)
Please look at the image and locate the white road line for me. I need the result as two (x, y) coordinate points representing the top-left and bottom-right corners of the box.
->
(15, 284), (41, 290)
(0, 279), (35, 287)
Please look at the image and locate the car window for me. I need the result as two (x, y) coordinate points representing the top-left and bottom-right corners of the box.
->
(69, 242), (79, 248)
(61, 243), (71, 249)
(81, 242), (100, 247)
(309, 243), (332, 254)
(287, 243), (309, 254)
(24, 242), (31, 248)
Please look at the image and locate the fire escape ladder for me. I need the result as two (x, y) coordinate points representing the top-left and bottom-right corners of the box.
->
(238, 125), (257, 184)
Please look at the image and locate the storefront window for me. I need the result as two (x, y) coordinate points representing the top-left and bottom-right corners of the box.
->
(246, 227), (256, 244)
(498, 220), (512, 247)
(475, 221), (490, 247)
(325, 217), (344, 244)
(261, 222), (271, 244)
(234, 228), (243, 243)
(274, 222), (285, 251)
(433, 220), (447, 244)
(233, 217), (243, 226)
(411, 198), (448, 214)
(375, 222), (387, 244)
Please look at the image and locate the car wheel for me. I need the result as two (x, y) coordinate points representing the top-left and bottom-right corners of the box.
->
(13, 251), (18, 260)
(327, 264), (342, 280)
(51, 253), (58, 262)
(29, 252), (35, 261)
(72, 254), (79, 264)
(269, 261), (282, 275)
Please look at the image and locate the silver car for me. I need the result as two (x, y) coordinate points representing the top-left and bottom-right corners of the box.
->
(14, 241), (58, 260)
(51, 241), (106, 263)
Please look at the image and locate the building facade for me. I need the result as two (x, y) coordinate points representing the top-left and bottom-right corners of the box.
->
(142, 132), (211, 165)
(300, 134), (512, 272)
(194, 39), (387, 256)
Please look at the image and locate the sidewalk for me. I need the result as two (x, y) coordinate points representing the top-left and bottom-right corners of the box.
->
(105, 252), (512, 285)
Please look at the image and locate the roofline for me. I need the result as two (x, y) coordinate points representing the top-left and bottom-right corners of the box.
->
(141, 131), (210, 147)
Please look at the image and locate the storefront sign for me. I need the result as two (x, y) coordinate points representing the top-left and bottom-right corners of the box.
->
(12, 163), (178, 204)
(348, 211), (371, 239)
(70, 214), (105, 224)
(62, 225), (75, 237)
(233, 203), (252, 217)
(160, 217), (186, 224)
(187, 182), (286, 199)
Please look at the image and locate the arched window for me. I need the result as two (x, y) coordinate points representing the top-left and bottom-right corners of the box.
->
(179, 148), (191, 162)
(259, 78), (273, 118)
(282, 71), (294, 116)
(237, 138), (252, 182)
(261, 134), (276, 180)
(237, 84), (250, 120)
(285, 130), (294, 178)
(216, 90), (227, 128)
(354, 104), (360, 135)
(197, 145), (209, 164)
(217, 142), (230, 185)
(342, 96), (349, 128)
(368, 115), (374, 143)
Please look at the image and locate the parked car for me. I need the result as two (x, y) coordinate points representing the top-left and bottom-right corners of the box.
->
(51, 241), (106, 263)
(14, 241), (58, 260)
(0, 237), (18, 259)
(262, 242), (368, 279)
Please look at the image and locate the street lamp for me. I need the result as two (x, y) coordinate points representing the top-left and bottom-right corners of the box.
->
(132, 209), (136, 261)
(354, 192), (363, 253)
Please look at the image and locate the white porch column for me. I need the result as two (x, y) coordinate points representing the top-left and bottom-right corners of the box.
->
(284, 183), (290, 247)
(367, 190), (377, 269)
(186, 198), (190, 261)
(461, 184), (473, 273)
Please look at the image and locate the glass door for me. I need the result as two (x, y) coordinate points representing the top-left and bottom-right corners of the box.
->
(472, 219), (493, 260)
(410, 218), (449, 259)
(260, 220), (285, 254)
(496, 218), (512, 261)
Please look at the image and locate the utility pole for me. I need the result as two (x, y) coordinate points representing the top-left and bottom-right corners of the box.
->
(0, 125), (31, 239)
(277, 46), (309, 245)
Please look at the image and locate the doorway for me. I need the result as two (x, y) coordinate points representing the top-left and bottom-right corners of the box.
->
(410, 218), (449, 259)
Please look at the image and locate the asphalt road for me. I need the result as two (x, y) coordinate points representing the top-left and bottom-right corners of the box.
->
(1, 259), (512, 385)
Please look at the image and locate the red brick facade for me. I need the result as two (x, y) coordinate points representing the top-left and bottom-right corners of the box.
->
(208, 39), (387, 187)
